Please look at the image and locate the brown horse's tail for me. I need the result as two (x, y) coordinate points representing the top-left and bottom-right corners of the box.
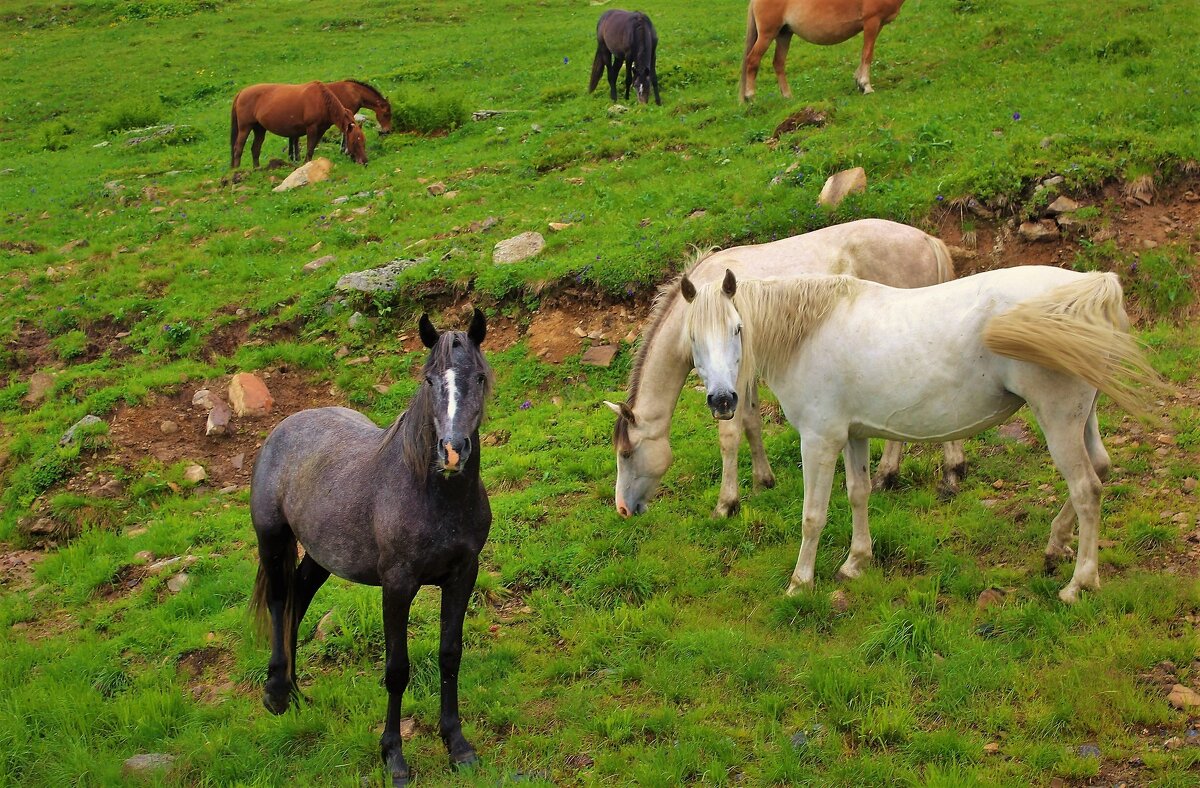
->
(229, 94), (239, 166)
(739, 1), (757, 103)
(249, 530), (298, 670)
(982, 272), (1166, 419)
(925, 235), (957, 283)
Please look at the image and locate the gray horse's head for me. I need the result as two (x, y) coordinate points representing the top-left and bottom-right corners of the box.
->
(413, 309), (492, 476)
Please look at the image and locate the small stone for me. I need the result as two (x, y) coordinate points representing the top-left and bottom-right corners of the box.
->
(346, 356), (370, 366)
(315, 610), (338, 641)
(304, 254), (335, 273)
(348, 312), (366, 329)
(373, 384), (390, 395)
(272, 158), (333, 192)
(184, 465), (207, 484)
(790, 731), (808, 749)
(829, 589), (850, 612)
(581, 344), (618, 367)
(607, 104), (628, 115)
(1183, 478), (1197, 493)
(1046, 196), (1079, 215)
(334, 258), (418, 294)
(160, 420), (179, 435)
(400, 717), (416, 740)
(818, 167), (867, 208)
(1043, 175), (1065, 188)
(126, 527), (148, 538)
(983, 742), (1001, 754)
(122, 753), (175, 776)
(1164, 736), (1183, 751)
(228, 372), (274, 417)
(59, 414), (103, 445)
(334, 346), (350, 360)
(442, 190), (458, 199)
(167, 573), (190, 593)
(1076, 743), (1101, 759)
(1019, 220), (1058, 242)
(548, 222), (572, 232)
(977, 588), (1006, 609)
(1168, 684), (1200, 709)
(493, 232), (545, 264)
(206, 398), (232, 436)
(992, 479), (1005, 489)
(23, 372), (54, 406)
(134, 550), (154, 562)
(426, 182), (447, 196)
(192, 389), (215, 409)
(58, 238), (88, 254)
(331, 195), (349, 205)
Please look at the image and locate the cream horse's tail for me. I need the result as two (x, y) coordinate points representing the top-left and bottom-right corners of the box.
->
(925, 235), (956, 283)
(982, 272), (1164, 417)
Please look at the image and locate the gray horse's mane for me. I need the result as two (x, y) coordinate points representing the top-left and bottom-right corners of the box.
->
(379, 331), (493, 481)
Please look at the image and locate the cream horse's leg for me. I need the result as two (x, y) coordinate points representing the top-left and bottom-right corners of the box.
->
(743, 383), (776, 490)
(1031, 395), (1104, 603)
(786, 435), (843, 594)
(937, 440), (967, 499)
(871, 440), (904, 490)
(1043, 398), (1110, 571)
(838, 438), (873, 580)
(715, 417), (743, 517)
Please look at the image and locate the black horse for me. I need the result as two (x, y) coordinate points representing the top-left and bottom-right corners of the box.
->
(588, 9), (661, 105)
(250, 310), (493, 787)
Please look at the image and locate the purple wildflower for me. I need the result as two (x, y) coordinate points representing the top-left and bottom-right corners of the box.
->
(936, 195), (944, 202)
(520, 400), (532, 410)
(563, 57), (570, 65)
(1012, 112), (1021, 121)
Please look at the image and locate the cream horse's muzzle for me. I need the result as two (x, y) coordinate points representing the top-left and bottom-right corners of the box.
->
(707, 391), (738, 421)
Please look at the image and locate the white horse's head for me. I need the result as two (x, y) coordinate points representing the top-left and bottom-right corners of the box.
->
(682, 269), (744, 421)
(605, 399), (672, 517)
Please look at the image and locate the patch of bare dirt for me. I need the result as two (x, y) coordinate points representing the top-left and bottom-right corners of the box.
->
(0, 544), (43, 590)
(99, 367), (343, 490)
(176, 645), (237, 704)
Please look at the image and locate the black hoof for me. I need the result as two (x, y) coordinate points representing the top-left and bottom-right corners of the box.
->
(390, 769), (411, 788)
(871, 473), (898, 492)
(262, 692), (290, 715)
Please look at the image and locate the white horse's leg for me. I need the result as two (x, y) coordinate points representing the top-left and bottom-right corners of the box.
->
(787, 436), (843, 595)
(871, 440), (904, 491)
(742, 383), (776, 491)
(937, 440), (967, 499)
(1032, 396), (1103, 603)
(714, 416), (743, 518)
(1045, 397), (1110, 572)
(838, 438), (873, 580)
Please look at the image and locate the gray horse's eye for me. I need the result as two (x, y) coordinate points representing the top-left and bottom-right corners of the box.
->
(425, 375), (433, 385)
(476, 374), (486, 385)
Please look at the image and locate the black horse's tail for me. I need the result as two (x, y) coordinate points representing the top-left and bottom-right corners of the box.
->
(249, 530), (298, 666)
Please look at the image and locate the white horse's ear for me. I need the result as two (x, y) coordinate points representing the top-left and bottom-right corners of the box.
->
(722, 269), (737, 298)
(603, 400), (636, 423)
(680, 276), (696, 303)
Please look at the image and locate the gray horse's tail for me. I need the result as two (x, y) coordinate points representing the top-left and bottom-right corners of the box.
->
(739, 1), (757, 103)
(249, 531), (298, 659)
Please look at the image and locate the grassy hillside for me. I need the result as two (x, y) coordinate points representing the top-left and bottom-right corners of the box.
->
(1, 0), (1199, 785)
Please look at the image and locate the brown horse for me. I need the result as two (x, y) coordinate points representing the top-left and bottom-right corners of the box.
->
(230, 81), (367, 168)
(738, 0), (906, 103)
(326, 80), (394, 134)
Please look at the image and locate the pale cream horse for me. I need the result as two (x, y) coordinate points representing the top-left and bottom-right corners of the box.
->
(681, 267), (1163, 603)
(606, 219), (962, 519)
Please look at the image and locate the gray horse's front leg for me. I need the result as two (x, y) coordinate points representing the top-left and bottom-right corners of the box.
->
(380, 575), (419, 787)
(438, 558), (480, 769)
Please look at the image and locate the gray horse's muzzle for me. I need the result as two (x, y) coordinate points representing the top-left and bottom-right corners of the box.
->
(707, 391), (738, 421)
(438, 436), (472, 475)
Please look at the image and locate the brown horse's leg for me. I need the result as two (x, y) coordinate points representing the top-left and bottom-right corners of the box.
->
(742, 27), (779, 102)
(772, 28), (794, 99)
(380, 575), (419, 787)
(588, 45), (609, 93)
(231, 127), (252, 169)
(249, 127), (266, 168)
(305, 128), (324, 163)
(856, 15), (883, 93)
(288, 136), (301, 162)
(438, 557), (480, 768)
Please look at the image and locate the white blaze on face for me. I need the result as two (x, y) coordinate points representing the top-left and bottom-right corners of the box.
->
(445, 369), (457, 423)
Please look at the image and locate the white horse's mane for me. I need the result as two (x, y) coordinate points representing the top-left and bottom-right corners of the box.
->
(686, 273), (863, 388)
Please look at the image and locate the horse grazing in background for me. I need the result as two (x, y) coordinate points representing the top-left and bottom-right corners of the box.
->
(606, 219), (963, 520)
(250, 310), (492, 787)
(230, 81), (367, 168)
(739, 0), (907, 102)
(326, 80), (394, 133)
(589, 9), (661, 105)
(681, 267), (1164, 603)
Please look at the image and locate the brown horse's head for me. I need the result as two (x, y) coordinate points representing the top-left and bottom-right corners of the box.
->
(375, 100), (393, 135)
(344, 117), (368, 165)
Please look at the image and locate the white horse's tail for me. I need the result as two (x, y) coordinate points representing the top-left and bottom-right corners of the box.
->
(925, 235), (956, 283)
(982, 272), (1165, 417)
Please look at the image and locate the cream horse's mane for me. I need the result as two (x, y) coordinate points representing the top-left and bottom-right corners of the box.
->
(686, 273), (864, 389)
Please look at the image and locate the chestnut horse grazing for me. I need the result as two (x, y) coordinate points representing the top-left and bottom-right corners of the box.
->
(739, 0), (906, 102)
(589, 9), (661, 105)
(326, 80), (393, 134)
(230, 81), (367, 168)
(250, 311), (492, 787)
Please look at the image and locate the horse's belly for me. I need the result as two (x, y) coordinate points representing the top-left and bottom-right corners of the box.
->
(784, 5), (864, 45)
(849, 390), (1024, 442)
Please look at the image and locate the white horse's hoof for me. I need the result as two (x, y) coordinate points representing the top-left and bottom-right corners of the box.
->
(713, 499), (740, 518)
(1057, 585), (1079, 604)
(836, 562), (866, 581)
(786, 577), (812, 596)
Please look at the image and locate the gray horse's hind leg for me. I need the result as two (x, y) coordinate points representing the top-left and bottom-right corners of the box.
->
(254, 522), (299, 715)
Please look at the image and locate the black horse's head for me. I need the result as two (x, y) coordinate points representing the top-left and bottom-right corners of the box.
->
(418, 310), (491, 476)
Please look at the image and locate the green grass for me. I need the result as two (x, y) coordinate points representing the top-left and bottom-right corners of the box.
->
(1, 0), (1199, 785)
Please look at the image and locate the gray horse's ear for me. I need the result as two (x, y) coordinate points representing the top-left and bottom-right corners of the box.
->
(722, 269), (737, 298)
(418, 314), (439, 348)
(468, 308), (487, 346)
(680, 276), (696, 303)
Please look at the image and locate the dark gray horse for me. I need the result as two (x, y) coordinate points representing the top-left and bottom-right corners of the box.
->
(250, 310), (492, 787)
(588, 9), (661, 105)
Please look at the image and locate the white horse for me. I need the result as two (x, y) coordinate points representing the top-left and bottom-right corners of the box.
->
(606, 219), (963, 519)
(681, 266), (1163, 603)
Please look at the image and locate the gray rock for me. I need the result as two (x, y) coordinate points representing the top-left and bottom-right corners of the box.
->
(493, 232), (545, 264)
(167, 573), (190, 593)
(160, 420), (179, 435)
(122, 753), (175, 776)
(1046, 196), (1080, 215)
(23, 372), (55, 406)
(1043, 175), (1065, 188)
(1076, 743), (1101, 759)
(59, 415), (104, 446)
(183, 465), (207, 484)
(192, 388), (215, 409)
(1018, 221), (1058, 242)
(581, 345), (618, 367)
(348, 312), (366, 329)
(206, 398), (232, 437)
(335, 259), (419, 294)
(304, 254), (335, 273)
